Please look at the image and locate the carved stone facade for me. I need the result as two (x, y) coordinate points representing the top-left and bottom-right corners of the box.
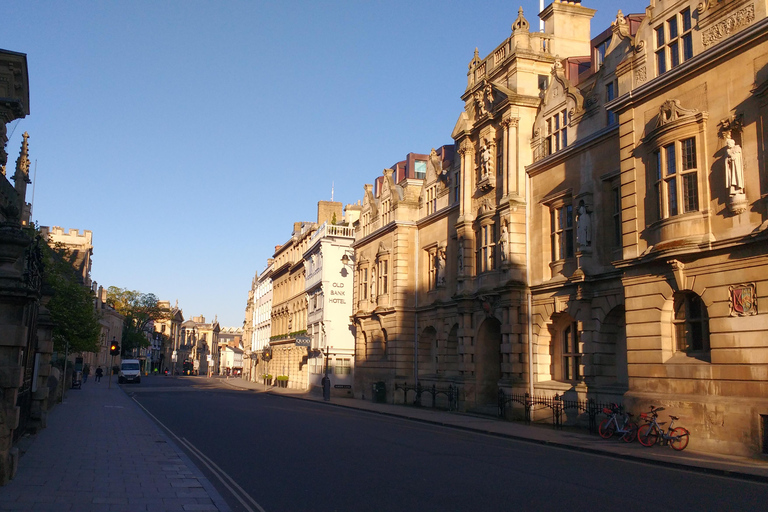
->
(347, 0), (768, 456)
(0, 48), (36, 485)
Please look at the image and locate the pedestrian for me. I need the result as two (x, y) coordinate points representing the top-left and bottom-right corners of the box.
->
(82, 364), (90, 383)
(95, 366), (103, 382)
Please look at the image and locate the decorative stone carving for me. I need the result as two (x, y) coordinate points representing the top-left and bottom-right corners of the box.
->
(511, 7), (529, 33)
(702, 4), (755, 47)
(729, 283), (757, 316)
(457, 238), (465, 275)
(656, 99), (699, 128)
(635, 66), (647, 83)
(668, 259), (686, 291)
(479, 139), (493, 178)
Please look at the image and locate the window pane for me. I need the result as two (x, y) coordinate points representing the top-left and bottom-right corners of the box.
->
(682, 34), (693, 60)
(668, 17), (678, 39)
(682, 8), (692, 31)
(682, 138), (696, 170)
(665, 144), (676, 175)
(657, 51), (666, 74)
(670, 41), (679, 68)
(668, 177), (678, 216)
(654, 150), (662, 180)
(682, 173), (699, 212)
(559, 232), (566, 259)
(562, 127), (568, 147)
(565, 230), (574, 257)
(565, 205), (573, 228)
(656, 26), (665, 46)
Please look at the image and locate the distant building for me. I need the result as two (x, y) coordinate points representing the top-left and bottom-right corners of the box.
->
(304, 210), (358, 396)
(179, 316), (220, 376)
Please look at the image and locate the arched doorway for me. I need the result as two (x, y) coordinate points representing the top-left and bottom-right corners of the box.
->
(475, 317), (502, 405)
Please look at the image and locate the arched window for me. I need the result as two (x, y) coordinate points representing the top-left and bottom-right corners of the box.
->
(673, 292), (709, 353)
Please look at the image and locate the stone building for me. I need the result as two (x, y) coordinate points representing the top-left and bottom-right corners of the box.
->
(154, 300), (183, 374)
(304, 211), (358, 396)
(0, 47), (39, 485)
(179, 315), (220, 376)
(350, 0), (768, 456)
(250, 262), (273, 382)
(268, 202), (343, 389)
(607, 0), (768, 455)
(352, 147), (456, 400)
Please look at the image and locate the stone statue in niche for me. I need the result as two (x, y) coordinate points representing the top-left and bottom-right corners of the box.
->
(576, 202), (592, 248)
(370, 267), (377, 301)
(480, 139), (492, 178)
(435, 247), (446, 287)
(725, 136), (745, 197)
(498, 224), (508, 263)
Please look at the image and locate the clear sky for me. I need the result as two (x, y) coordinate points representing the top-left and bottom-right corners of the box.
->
(3, 0), (649, 328)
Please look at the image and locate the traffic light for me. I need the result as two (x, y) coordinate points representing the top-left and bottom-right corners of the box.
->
(110, 340), (120, 356)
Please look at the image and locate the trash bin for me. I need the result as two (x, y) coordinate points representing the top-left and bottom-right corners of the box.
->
(372, 381), (386, 403)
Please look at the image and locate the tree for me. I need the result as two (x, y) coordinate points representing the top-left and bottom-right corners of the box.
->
(39, 236), (102, 354)
(106, 287), (170, 356)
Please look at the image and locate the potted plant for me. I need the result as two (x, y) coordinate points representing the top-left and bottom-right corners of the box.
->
(262, 374), (273, 386)
(277, 375), (289, 388)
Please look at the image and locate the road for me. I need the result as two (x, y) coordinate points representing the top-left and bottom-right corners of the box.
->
(127, 376), (768, 512)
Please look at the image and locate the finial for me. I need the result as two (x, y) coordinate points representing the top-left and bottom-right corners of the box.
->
(512, 7), (530, 33)
(12, 131), (31, 184)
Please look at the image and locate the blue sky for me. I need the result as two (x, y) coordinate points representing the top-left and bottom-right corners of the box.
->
(3, 0), (649, 327)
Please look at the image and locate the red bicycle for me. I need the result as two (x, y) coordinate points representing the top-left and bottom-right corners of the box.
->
(637, 406), (690, 451)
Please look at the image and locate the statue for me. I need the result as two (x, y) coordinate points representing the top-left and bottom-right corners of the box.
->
(370, 267), (377, 300)
(457, 238), (465, 275)
(725, 137), (745, 196)
(480, 140), (492, 177)
(498, 224), (508, 262)
(436, 247), (446, 287)
(576, 202), (592, 247)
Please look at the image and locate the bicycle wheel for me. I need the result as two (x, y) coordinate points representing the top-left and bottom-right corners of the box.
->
(669, 427), (690, 451)
(621, 422), (639, 443)
(637, 423), (659, 447)
(598, 418), (616, 439)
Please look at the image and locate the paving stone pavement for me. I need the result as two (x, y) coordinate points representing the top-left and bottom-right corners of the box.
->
(0, 376), (230, 512)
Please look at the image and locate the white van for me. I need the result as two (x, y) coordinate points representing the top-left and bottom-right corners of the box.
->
(118, 359), (141, 384)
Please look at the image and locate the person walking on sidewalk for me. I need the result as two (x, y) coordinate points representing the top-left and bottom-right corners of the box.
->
(95, 366), (103, 382)
(82, 364), (90, 383)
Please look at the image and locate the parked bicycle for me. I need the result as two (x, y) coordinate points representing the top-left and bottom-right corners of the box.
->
(637, 406), (690, 451)
(598, 403), (638, 442)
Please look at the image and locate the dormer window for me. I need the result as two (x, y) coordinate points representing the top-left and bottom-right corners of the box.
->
(594, 37), (611, 69)
(415, 160), (427, 179)
(655, 7), (693, 75)
(545, 110), (568, 156)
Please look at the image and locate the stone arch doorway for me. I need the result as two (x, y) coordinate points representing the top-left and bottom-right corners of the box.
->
(475, 316), (502, 405)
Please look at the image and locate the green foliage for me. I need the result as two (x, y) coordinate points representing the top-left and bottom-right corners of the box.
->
(276, 375), (289, 381)
(106, 287), (170, 356)
(36, 232), (101, 354)
(331, 212), (337, 225)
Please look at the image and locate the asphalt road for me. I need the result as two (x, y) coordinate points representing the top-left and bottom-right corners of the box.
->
(127, 376), (768, 512)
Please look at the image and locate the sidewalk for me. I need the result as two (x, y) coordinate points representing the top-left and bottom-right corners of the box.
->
(221, 376), (768, 482)
(0, 376), (230, 512)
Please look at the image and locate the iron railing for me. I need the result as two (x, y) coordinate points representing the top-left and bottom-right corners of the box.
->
(498, 389), (616, 434)
(394, 382), (459, 411)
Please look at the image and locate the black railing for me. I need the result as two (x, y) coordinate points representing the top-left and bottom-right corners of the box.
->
(498, 389), (615, 434)
(394, 382), (458, 411)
